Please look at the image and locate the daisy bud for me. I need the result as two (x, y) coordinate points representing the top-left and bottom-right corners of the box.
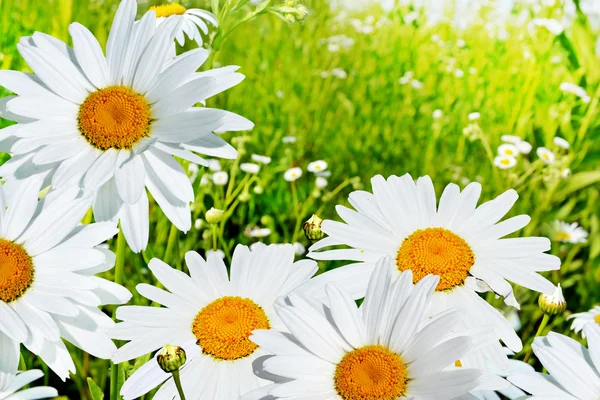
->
(538, 284), (566, 315)
(157, 344), (187, 373)
(206, 207), (225, 224)
(303, 214), (325, 241)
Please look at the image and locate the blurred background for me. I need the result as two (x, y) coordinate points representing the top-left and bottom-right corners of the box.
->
(0, 0), (599, 398)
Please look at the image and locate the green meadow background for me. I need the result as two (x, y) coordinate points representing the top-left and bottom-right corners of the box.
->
(0, 0), (599, 397)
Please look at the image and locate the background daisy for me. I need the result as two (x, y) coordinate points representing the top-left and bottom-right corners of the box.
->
(0, 178), (130, 389)
(112, 244), (318, 400)
(508, 324), (600, 399)
(245, 257), (483, 400)
(568, 305), (600, 337)
(303, 173), (560, 369)
(549, 220), (589, 244)
(0, 0), (253, 253)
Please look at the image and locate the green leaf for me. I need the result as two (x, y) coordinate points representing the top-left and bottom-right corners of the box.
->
(555, 171), (600, 200)
(87, 377), (104, 400)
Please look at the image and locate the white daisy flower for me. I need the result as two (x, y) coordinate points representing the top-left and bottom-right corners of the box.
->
(148, 3), (218, 47)
(497, 144), (519, 157)
(0, 178), (131, 389)
(494, 155), (517, 169)
(550, 220), (588, 244)
(500, 135), (521, 144)
(432, 109), (443, 119)
(251, 154), (272, 164)
(315, 176), (328, 188)
(508, 325), (600, 399)
(244, 257), (484, 400)
(283, 167), (302, 182)
(553, 136), (570, 149)
(282, 136), (296, 144)
(207, 159), (222, 171)
(212, 171), (229, 186)
(240, 163), (260, 174)
(537, 147), (555, 164)
(113, 244), (318, 400)
(471, 352), (533, 400)
(304, 174), (560, 369)
(0, 370), (57, 399)
(568, 306), (600, 337)
(468, 112), (480, 121)
(331, 68), (347, 79)
(516, 140), (532, 154)
(245, 226), (272, 238)
(0, 0), (253, 254)
(307, 160), (328, 173)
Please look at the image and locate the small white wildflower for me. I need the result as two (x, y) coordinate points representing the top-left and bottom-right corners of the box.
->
(320, 71), (329, 79)
(331, 68), (347, 79)
(494, 155), (517, 169)
(276, 90), (284, 98)
(212, 171), (229, 185)
(498, 143), (520, 157)
(240, 163), (260, 174)
(327, 43), (340, 52)
(398, 76), (410, 85)
(206, 249), (225, 259)
(550, 220), (588, 243)
(530, 18), (564, 35)
(457, 39), (466, 47)
(537, 147), (555, 164)
(561, 168), (571, 179)
(315, 176), (328, 188)
(517, 140), (532, 154)
(187, 163), (199, 184)
(284, 167), (303, 182)
(293, 241), (306, 255)
(194, 219), (204, 230)
(411, 79), (423, 89)
(246, 226), (272, 238)
(432, 109), (443, 119)
(501, 135), (522, 144)
(553, 136), (570, 149)
(207, 159), (222, 171)
(468, 112), (480, 121)
(251, 154), (272, 164)
(468, 67), (477, 75)
(307, 160), (328, 173)
(282, 136), (297, 143)
(454, 69), (464, 78)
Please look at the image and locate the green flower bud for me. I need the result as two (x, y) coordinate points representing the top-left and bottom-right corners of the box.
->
(157, 344), (187, 373)
(206, 207), (224, 224)
(538, 284), (566, 315)
(303, 214), (325, 241)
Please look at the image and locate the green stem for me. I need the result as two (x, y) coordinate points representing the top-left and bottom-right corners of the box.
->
(110, 228), (126, 400)
(212, 223), (218, 250)
(523, 313), (550, 363)
(172, 370), (187, 400)
(165, 223), (180, 268)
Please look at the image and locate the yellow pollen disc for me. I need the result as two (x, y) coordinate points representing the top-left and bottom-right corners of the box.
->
(149, 3), (187, 18)
(192, 296), (270, 360)
(78, 85), (151, 150)
(542, 153), (549, 160)
(0, 239), (34, 303)
(555, 232), (571, 241)
(396, 227), (475, 292)
(506, 150), (513, 155)
(335, 345), (407, 400)
(501, 159), (510, 165)
(595, 314), (600, 324)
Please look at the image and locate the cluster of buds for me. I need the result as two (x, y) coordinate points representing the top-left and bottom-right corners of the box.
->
(270, 0), (308, 24)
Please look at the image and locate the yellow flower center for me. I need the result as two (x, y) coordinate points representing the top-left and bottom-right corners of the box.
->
(396, 227), (475, 292)
(0, 239), (34, 303)
(149, 3), (187, 18)
(506, 149), (513, 155)
(501, 159), (510, 165)
(595, 314), (600, 324)
(542, 153), (550, 160)
(78, 86), (152, 150)
(335, 345), (407, 400)
(555, 232), (571, 241)
(192, 296), (270, 360)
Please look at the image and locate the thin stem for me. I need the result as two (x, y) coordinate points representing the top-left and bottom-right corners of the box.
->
(523, 313), (550, 363)
(212, 223), (218, 250)
(165, 223), (180, 268)
(172, 370), (187, 400)
(110, 228), (126, 400)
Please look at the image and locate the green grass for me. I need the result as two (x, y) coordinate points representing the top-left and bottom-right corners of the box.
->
(1, 0), (599, 398)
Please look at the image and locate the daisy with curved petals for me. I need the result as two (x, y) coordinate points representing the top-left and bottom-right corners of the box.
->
(568, 306), (600, 338)
(0, 178), (130, 390)
(0, 0), (253, 253)
(0, 370), (57, 400)
(303, 173), (561, 369)
(508, 324), (600, 399)
(112, 244), (318, 400)
(148, 3), (218, 47)
(244, 257), (484, 400)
